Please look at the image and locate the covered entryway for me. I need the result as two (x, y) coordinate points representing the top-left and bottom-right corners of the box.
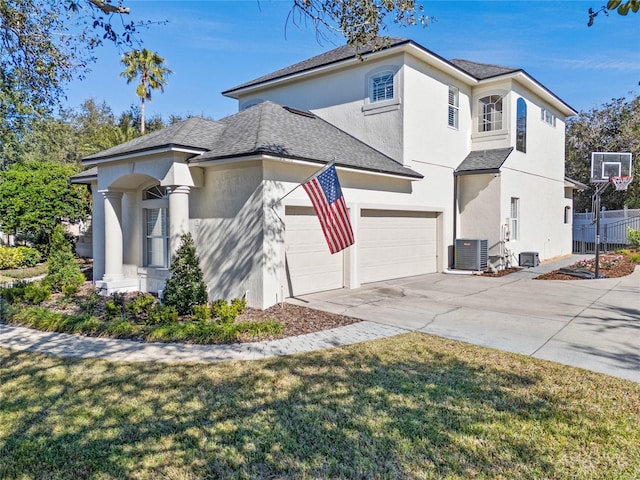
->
(358, 209), (438, 284)
(284, 205), (345, 296)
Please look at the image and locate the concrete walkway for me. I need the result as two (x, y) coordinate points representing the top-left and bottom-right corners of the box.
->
(1, 255), (639, 383)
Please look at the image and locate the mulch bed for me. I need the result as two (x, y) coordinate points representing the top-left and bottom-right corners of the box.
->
(481, 267), (523, 277)
(535, 254), (637, 280)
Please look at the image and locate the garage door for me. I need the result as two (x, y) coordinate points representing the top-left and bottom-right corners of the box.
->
(359, 209), (437, 284)
(284, 206), (344, 296)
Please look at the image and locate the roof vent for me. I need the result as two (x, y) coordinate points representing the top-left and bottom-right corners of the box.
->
(283, 106), (315, 118)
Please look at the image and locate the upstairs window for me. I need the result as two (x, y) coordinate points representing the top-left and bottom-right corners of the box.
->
(369, 71), (394, 103)
(448, 86), (459, 129)
(541, 108), (556, 126)
(516, 98), (527, 153)
(478, 95), (503, 132)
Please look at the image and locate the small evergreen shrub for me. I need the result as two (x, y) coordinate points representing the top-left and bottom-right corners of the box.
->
(78, 289), (101, 315)
(192, 304), (211, 322)
(147, 305), (179, 325)
(0, 281), (29, 304)
(162, 233), (208, 315)
(627, 227), (640, 248)
(42, 225), (85, 294)
(210, 297), (247, 324)
(0, 246), (42, 269)
(23, 283), (51, 304)
(125, 293), (156, 320)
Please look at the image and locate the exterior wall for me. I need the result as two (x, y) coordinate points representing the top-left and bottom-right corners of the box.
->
(189, 161), (267, 308)
(457, 174), (502, 266)
(237, 56), (406, 163)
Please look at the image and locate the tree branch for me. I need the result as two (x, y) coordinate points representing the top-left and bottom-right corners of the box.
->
(87, 0), (130, 15)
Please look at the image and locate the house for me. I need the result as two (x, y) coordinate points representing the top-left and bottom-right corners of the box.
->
(73, 37), (577, 309)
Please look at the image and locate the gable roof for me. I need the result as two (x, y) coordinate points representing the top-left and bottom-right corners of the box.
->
(449, 59), (520, 80)
(82, 101), (421, 179)
(455, 147), (514, 175)
(83, 117), (224, 162)
(223, 37), (411, 95)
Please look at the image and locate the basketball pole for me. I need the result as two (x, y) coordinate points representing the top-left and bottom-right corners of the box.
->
(593, 181), (610, 279)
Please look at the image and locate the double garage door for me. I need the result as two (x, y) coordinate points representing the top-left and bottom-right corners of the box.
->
(284, 206), (438, 296)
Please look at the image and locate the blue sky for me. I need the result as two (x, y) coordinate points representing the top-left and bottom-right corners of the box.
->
(63, 1), (640, 121)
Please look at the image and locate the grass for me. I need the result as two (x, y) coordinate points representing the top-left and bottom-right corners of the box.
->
(0, 263), (48, 283)
(1, 333), (639, 479)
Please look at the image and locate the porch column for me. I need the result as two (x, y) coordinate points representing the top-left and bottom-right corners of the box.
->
(168, 185), (191, 259)
(101, 190), (124, 281)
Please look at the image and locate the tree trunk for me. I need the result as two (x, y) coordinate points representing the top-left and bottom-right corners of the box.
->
(140, 97), (146, 134)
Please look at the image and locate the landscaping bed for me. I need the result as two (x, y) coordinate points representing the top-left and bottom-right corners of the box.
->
(535, 252), (639, 280)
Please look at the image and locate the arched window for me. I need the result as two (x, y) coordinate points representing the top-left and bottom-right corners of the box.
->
(516, 98), (527, 152)
(478, 95), (503, 132)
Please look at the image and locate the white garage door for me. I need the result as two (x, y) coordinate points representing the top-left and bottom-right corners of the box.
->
(359, 209), (437, 284)
(284, 206), (344, 296)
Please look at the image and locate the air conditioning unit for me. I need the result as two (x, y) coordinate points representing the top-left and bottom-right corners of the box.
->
(455, 239), (488, 271)
(519, 251), (540, 268)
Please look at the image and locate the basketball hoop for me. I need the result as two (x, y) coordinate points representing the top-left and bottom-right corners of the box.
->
(610, 176), (633, 191)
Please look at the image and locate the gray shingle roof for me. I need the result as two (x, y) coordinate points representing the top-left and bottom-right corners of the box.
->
(83, 117), (224, 162)
(223, 37), (411, 95)
(455, 147), (514, 175)
(191, 101), (421, 178)
(449, 59), (520, 80)
(69, 166), (97, 184)
(82, 101), (421, 179)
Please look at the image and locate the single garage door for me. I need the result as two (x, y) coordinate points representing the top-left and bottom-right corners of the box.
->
(284, 206), (344, 296)
(359, 209), (437, 284)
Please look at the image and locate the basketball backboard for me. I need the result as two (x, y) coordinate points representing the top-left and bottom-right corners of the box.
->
(590, 152), (632, 183)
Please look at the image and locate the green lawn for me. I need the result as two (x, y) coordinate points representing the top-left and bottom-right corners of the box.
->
(0, 263), (48, 282)
(1, 332), (639, 479)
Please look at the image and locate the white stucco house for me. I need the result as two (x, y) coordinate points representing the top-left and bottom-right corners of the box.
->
(73, 37), (578, 309)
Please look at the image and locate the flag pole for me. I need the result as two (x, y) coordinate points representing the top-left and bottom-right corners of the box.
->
(275, 160), (336, 204)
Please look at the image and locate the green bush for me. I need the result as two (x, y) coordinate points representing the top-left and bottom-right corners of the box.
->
(23, 283), (51, 304)
(78, 289), (101, 315)
(125, 293), (156, 319)
(192, 304), (211, 322)
(42, 225), (85, 294)
(628, 227), (640, 248)
(210, 297), (247, 324)
(162, 233), (208, 315)
(147, 305), (179, 325)
(0, 246), (42, 270)
(0, 280), (29, 304)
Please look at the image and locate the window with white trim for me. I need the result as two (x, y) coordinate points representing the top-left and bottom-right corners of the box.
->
(369, 71), (394, 103)
(478, 95), (503, 132)
(143, 185), (169, 268)
(516, 97), (527, 153)
(448, 86), (459, 129)
(541, 108), (556, 126)
(510, 197), (520, 241)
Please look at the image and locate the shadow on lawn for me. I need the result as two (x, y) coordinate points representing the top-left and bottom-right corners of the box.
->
(0, 336), (635, 479)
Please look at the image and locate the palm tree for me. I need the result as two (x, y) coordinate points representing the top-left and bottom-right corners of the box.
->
(120, 49), (172, 134)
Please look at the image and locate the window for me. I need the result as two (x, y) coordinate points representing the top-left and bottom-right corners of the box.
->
(516, 98), (527, 153)
(448, 86), (459, 129)
(142, 185), (169, 268)
(145, 208), (168, 267)
(564, 206), (571, 224)
(478, 95), (503, 132)
(541, 108), (556, 126)
(510, 197), (520, 241)
(369, 71), (394, 103)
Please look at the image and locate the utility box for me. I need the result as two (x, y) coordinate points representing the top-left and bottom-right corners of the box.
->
(455, 239), (488, 271)
(519, 251), (540, 268)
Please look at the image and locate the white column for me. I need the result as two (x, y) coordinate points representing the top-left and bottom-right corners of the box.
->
(91, 185), (105, 282)
(168, 186), (191, 259)
(101, 190), (124, 281)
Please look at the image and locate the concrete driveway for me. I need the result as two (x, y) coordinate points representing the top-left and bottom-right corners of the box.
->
(289, 256), (640, 383)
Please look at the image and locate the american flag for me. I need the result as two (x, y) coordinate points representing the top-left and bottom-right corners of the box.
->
(302, 163), (354, 254)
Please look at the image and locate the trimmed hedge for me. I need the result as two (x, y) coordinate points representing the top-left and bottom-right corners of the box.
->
(0, 246), (42, 270)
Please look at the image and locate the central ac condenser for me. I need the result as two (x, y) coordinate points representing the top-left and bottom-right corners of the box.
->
(455, 239), (489, 271)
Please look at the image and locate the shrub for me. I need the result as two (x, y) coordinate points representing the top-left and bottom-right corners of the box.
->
(23, 282), (51, 304)
(627, 251), (640, 263)
(162, 233), (208, 315)
(628, 227), (640, 248)
(78, 289), (101, 315)
(0, 246), (42, 270)
(0, 280), (29, 304)
(192, 304), (211, 322)
(125, 293), (156, 320)
(42, 225), (85, 294)
(210, 297), (246, 324)
(147, 305), (179, 325)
